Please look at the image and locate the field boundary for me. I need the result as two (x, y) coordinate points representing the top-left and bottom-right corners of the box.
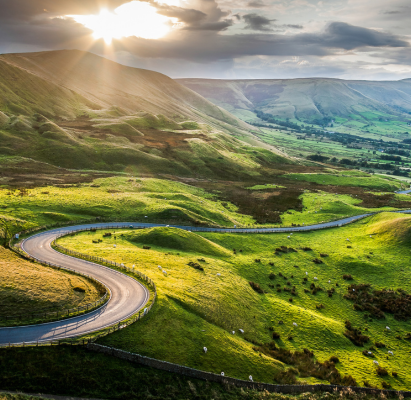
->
(86, 343), (411, 398)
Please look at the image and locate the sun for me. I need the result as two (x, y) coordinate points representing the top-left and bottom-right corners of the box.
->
(71, 1), (178, 44)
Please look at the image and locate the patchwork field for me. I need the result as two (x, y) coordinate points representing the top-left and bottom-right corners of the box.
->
(0, 247), (102, 325)
(57, 212), (411, 390)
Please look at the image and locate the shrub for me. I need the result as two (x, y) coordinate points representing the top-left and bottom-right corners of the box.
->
(376, 366), (388, 376)
(269, 273), (276, 280)
(329, 356), (339, 363)
(249, 281), (264, 294)
(254, 259), (261, 263)
(320, 253), (328, 257)
(382, 381), (391, 389)
(344, 320), (370, 346)
(375, 342), (386, 348)
(316, 304), (324, 309)
(301, 247), (312, 251)
(188, 261), (204, 271)
(272, 331), (281, 339)
(143, 245), (151, 250)
(392, 371), (398, 377)
(343, 274), (354, 280)
(73, 287), (86, 293)
(313, 258), (323, 264)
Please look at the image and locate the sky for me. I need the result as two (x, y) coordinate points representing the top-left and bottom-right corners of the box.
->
(0, 0), (410, 80)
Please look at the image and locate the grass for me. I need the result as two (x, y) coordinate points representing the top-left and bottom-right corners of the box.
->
(0, 347), (398, 400)
(0, 247), (102, 326)
(283, 172), (401, 192)
(57, 212), (411, 390)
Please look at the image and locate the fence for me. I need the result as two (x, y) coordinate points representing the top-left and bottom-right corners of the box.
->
(87, 343), (411, 398)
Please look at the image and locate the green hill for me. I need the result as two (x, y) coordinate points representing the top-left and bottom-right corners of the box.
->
(0, 50), (292, 177)
(124, 227), (230, 256)
(177, 77), (411, 122)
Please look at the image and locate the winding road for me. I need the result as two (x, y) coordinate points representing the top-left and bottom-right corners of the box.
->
(1, 209), (411, 345)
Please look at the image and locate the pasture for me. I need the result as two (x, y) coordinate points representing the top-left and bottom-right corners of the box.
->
(57, 212), (411, 390)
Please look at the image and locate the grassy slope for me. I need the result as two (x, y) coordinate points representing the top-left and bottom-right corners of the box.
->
(0, 50), (291, 176)
(58, 212), (411, 390)
(1, 176), (409, 235)
(0, 247), (101, 323)
(0, 348), (392, 400)
(177, 78), (411, 123)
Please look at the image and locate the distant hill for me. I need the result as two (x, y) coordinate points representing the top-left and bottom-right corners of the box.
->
(0, 50), (291, 177)
(177, 78), (411, 122)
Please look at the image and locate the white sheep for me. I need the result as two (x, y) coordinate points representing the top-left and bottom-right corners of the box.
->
(144, 307), (148, 314)
(232, 331), (235, 334)
(288, 236), (291, 239)
(368, 351), (372, 355)
(203, 347), (207, 353)
(249, 375), (253, 382)
(166, 225), (169, 227)
(386, 326), (390, 330)
(221, 372), (225, 376)
(306, 272), (308, 275)
(293, 322), (298, 327)
(353, 289), (355, 292)
(239, 329), (244, 334)
(113, 245), (116, 248)
(388, 351), (394, 355)
(217, 273), (221, 276)
(145, 216), (148, 218)
(314, 277), (318, 281)
(328, 280), (331, 283)
(163, 270), (167, 276)
(346, 238), (350, 241)
(158, 265), (162, 270)
(373, 361), (379, 365)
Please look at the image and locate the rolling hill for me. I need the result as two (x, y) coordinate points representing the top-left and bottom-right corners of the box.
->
(177, 78), (411, 123)
(0, 50), (291, 177)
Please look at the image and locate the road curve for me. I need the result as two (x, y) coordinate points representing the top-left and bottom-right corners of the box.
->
(1, 209), (411, 345)
(0, 227), (150, 345)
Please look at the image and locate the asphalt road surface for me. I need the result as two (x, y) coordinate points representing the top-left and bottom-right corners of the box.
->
(1, 209), (410, 345)
(0, 227), (150, 345)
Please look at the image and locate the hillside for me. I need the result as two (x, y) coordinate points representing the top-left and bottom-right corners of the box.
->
(0, 50), (292, 176)
(177, 78), (411, 123)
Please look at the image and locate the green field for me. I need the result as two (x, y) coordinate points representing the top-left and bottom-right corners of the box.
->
(0, 347), (394, 400)
(57, 212), (411, 390)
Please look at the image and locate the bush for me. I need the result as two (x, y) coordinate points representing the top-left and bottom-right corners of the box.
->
(249, 281), (264, 294)
(344, 320), (370, 346)
(329, 356), (339, 363)
(269, 273), (276, 280)
(73, 287), (86, 293)
(188, 261), (204, 271)
(376, 366), (388, 376)
(272, 331), (281, 339)
(143, 245), (151, 250)
(343, 274), (354, 280)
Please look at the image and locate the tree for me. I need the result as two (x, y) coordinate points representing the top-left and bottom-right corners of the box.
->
(0, 217), (13, 247)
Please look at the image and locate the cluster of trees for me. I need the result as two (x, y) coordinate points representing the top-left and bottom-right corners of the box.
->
(306, 154), (410, 176)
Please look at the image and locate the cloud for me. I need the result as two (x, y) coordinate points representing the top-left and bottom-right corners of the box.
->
(283, 24), (303, 29)
(243, 13), (276, 31)
(247, 0), (267, 8)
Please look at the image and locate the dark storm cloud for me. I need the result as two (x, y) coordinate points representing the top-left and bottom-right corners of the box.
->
(321, 22), (409, 50)
(116, 22), (409, 62)
(243, 13), (275, 31)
